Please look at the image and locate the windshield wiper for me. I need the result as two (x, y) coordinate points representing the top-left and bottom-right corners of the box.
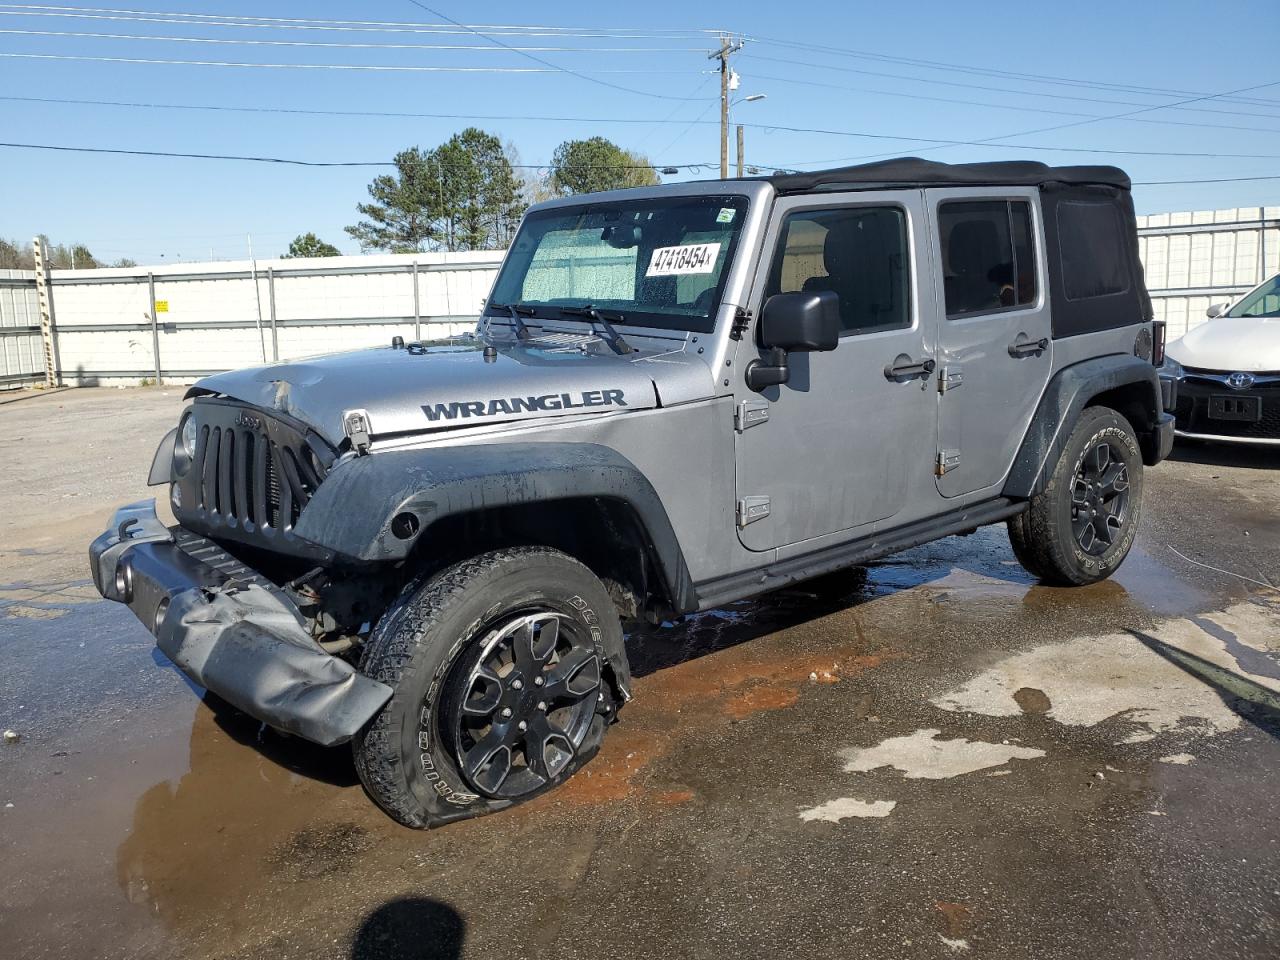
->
(557, 305), (634, 355)
(489, 302), (536, 340)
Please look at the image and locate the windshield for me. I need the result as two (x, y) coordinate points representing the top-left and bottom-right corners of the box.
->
(486, 195), (749, 333)
(1227, 274), (1280, 318)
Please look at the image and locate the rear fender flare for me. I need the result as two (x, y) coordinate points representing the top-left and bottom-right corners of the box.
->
(1003, 354), (1161, 499)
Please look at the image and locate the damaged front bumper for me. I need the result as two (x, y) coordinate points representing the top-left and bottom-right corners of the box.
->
(88, 500), (391, 747)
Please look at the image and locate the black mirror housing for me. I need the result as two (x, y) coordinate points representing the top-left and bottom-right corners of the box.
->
(745, 291), (841, 391)
(759, 291), (841, 352)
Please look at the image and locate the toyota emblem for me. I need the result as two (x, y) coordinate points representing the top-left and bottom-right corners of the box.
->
(1226, 371), (1256, 390)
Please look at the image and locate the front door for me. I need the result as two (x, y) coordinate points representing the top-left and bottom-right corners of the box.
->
(926, 189), (1054, 499)
(733, 190), (942, 552)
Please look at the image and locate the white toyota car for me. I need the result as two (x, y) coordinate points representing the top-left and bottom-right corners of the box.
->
(1160, 273), (1280, 445)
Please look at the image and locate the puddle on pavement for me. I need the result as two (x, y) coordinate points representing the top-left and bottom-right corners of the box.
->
(1, 520), (1272, 956)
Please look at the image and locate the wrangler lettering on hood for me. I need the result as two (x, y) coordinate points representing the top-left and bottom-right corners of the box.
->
(423, 389), (627, 422)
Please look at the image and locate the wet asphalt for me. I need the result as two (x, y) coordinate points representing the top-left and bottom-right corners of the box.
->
(1, 387), (1278, 960)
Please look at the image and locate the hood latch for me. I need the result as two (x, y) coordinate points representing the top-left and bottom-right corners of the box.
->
(343, 409), (372, 456)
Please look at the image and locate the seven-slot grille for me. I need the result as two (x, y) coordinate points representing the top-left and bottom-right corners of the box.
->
(182, 401), (334, 539)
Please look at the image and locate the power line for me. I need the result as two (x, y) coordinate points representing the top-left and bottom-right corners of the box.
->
(11, 94), (1280, 162)
(7, 139), (1280, 190)
(0, 141), (389, 165)
(968, 77), (1280, 144)
(1134, 174), (1280, 185)
(747, 34), (1280, 108)
(396, 0), (707, 101)
(0, 93), (720, 123)
(0, 140), (714, 170)
(740, 53), (1280, 123)
(0, 51), (701, 73)
(0, 27), (708, 51)
(746, 71), (1280, 138)
(838, 77), (1280, 165)
(0, 5), (723, 38)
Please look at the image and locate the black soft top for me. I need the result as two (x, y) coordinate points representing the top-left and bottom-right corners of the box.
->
(765, 157), (1131, 194)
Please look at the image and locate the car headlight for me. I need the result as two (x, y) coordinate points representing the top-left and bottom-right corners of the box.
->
(172, 411), (197, 477)
(180, 412), (198, 457)
(1159, 356), (1185, 380)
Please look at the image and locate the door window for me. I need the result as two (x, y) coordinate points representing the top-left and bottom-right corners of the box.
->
(939, 200), (1037, 317)
(765, 206), (910, 335)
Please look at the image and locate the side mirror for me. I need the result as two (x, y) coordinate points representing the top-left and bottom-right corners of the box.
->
(746, 291), (841, 391)
(1205, 302), (1230, 319)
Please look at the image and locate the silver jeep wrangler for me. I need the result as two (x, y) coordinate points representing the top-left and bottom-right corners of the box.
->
(90, 158), (1175, 827)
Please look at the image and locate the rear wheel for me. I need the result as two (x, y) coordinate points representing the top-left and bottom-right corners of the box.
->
(1007, 406), (1143, 586)
(353, 547), (621, 828)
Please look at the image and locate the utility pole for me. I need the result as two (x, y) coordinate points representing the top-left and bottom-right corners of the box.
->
(708, 33), (743, 179)
(736, 124), (745, 178)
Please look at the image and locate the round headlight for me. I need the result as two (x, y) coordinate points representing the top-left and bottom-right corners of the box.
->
(180, 413), (198, 458)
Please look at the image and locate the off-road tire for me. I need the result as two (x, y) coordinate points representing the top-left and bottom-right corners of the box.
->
(352, 547), (622, 829)
(1007, 406), (1143, 586)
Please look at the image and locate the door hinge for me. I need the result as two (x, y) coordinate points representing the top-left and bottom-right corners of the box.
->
(938, 364), (964, 393)
(736, 496), (771, 528)
(729, 307), (752, 341)
(935, 449), (961, 476)
(734, 397), (770, 432)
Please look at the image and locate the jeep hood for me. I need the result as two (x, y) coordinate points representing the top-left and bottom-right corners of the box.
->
(191, 339), (709, 445)
(1167, 314), (1280, 372)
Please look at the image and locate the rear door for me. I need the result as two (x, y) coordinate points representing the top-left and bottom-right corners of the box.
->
(732, 190), (942, 551)
(926, 189), (1053, 498)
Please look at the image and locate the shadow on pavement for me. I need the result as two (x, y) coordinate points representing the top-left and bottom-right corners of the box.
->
(350, 897), (466, 960)
(1128, 627), (1280, 738)
(1168, 440), (1280, 470)
(203, 691), (360, 788)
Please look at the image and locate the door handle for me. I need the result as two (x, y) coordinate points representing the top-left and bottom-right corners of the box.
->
(884, 354), (936, 381)
(1008, 336), (1049, 358)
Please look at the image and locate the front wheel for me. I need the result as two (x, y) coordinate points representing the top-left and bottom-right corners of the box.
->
(353, 547), (622, 828)
(1007, 406), (1144, 586)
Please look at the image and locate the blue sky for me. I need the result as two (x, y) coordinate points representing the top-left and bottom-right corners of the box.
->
(1, 0), (1277, 263)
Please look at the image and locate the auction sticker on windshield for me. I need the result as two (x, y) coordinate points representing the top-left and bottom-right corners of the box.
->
(646, 242), (722, 276)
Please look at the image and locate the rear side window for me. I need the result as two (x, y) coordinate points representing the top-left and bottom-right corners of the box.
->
(765, 206), (910, 335)
(939, 200), (1037, 317)
(1056, 200), (1129, 300)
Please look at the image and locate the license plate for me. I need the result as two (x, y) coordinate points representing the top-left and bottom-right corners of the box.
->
(1209, 394), (1262, 422)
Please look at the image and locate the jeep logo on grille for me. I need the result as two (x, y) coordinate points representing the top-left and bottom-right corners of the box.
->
(1227, 371), (1256, 390)
(234, 411), (264, 431)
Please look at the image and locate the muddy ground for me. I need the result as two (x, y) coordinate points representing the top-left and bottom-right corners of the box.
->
(1, 386), (1278, 960)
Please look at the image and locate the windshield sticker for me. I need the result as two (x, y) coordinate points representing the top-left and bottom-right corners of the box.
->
(645, 242), (722, 277)
(716, 207), (736, 223)
(422, 389), (627, 422)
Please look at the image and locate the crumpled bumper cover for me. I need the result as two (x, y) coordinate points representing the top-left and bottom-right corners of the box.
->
(89, 500), (392, 747)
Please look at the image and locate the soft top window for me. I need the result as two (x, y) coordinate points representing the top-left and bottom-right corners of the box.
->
(1056, 200), (1130, 301)
(1040, 184), (1149, 338)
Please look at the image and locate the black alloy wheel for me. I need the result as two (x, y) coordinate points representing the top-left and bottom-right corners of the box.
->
(1070, 439), (1131, 556)
(449, 609), (602, 800)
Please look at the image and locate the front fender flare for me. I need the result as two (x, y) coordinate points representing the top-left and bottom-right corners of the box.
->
(294, 441), (697, 613)
(1003, 354), (1163, 499)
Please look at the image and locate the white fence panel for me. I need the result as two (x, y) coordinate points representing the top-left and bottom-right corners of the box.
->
(0, 270), (43, 388)
(4, 206), (1277, 392)
(1137, 206), (1280, 340)
(39, 250), (503, 386)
